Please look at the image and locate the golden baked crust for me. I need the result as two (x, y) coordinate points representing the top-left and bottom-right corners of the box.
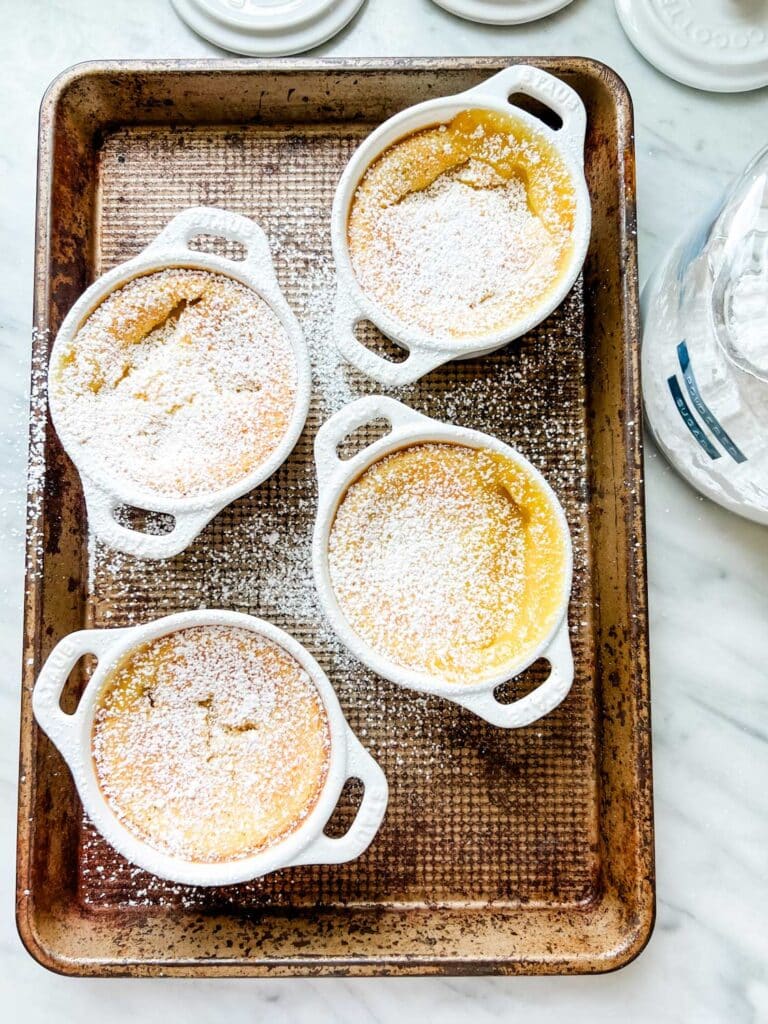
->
(92, 626), (330, 863)
(328, 442), (568, 683)
(348, 109), (577, 340)
(53, 268), (297, 498)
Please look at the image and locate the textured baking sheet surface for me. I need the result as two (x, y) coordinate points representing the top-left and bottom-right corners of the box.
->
(80, 124), (598, 912)
(19, 60), (653, 977)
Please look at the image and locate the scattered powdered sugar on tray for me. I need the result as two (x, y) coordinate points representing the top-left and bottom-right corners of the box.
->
(24, 330), (50, 580)
(92, 624), (330, 863)
(300, 266), (358, 414)
(52, 268), (297, 499)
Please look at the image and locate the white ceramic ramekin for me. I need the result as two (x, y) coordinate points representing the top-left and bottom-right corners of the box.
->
(32, 609), (388, 887)
(312, 396), (574, 729)
(330, 64), (591, 386)
(48, 207), (311, 560)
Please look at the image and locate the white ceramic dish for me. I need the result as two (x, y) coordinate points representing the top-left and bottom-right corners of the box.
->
(616, 0), (768, 94)
(312, 396), (574, 728)
(431, 0), (575, 25)
(171, 0), (366, 57)
(330, 64), (591, 386)
(48, 206), (311, 560)
(32, 609), (388, 887)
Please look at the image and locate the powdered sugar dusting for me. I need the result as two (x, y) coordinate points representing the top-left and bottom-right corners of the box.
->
(328, 442), (567, 683)
(92, 625), (330, 863)
(353, 171), (558, 337)
(348, 110), (576, 340)
(52, 268), (297, 499)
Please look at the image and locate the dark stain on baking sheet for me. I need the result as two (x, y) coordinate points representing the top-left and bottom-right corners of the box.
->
(18, 58), (652, 977)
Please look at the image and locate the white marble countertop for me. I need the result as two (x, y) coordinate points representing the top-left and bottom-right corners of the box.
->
(1, 0), (767, 1020)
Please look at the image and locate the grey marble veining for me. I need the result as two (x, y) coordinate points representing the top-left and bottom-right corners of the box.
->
(1, 0), (767, 1020)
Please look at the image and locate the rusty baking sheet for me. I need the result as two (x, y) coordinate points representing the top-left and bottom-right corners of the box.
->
(17, 58), (653, 977)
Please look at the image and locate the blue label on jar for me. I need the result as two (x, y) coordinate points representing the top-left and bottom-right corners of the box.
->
(667, 375), (721, 460)
(677, 341), (747, 464)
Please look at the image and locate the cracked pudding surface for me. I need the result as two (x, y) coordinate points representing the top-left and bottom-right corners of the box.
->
(53, 268), (297, 499)
(347, 108), (578, 340)
(92, 625), (330, 863)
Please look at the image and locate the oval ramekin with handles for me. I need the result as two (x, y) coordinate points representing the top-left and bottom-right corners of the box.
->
(312, 395), (574, 729)
(32, 609), (389, 887)
(330, 64), (592, 387)
(48, 206), (311, 560)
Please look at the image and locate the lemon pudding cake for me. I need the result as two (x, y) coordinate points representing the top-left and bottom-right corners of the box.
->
(92, 625), (330, 863)
(328, 442), (568, 683)
(347, 109), (578, 340)
(52, 268), (297, 498)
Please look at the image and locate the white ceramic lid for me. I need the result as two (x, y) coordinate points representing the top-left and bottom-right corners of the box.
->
(171, 0), (366, 56)
(616, 0), (768, 93)
(431, 0), (574, 24)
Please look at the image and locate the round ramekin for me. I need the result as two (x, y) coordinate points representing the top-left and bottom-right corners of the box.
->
(330, 64), (592, 387)
(32, 609), (388, 886)
(48, 206), (311, 560)
(312, 396), (574, 729)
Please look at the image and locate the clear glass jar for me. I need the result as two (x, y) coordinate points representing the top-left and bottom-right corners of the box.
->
(642, 145), (768, 524)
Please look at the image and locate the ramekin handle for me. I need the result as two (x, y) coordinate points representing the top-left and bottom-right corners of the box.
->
(286, 731), (388, 868)
(146, 206), (280, 288)
(83, 476), (216, 560)
(451, 618), (574, 729)
(314, 395), (430, 493)
(32, 627), (129, 760)
(462, 64), (587, 162)
(334, 289), (450, 386)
